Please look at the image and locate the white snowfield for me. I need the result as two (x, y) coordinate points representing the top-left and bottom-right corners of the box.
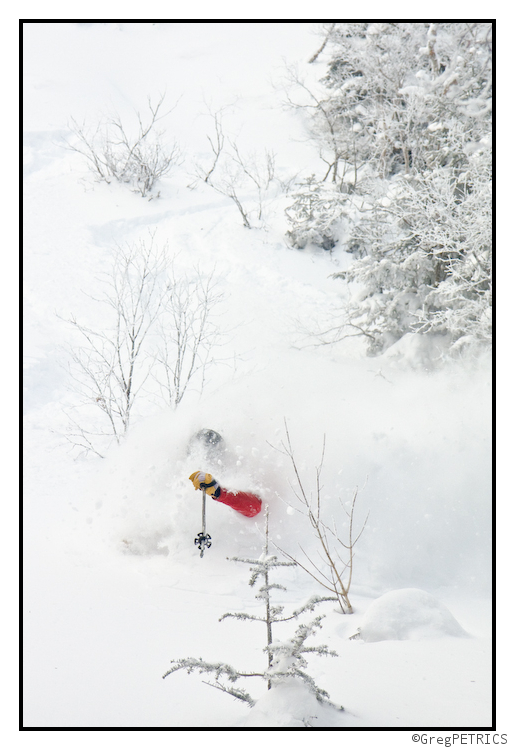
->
(23, 22), (493, 733)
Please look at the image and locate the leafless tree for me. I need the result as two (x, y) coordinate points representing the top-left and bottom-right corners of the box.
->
(152, 266), (223, 408)
(273, 421), (369, 614)
(192, 108), (226, 186)
(62, 233), (169, 454)
(62, 235), (224, 456)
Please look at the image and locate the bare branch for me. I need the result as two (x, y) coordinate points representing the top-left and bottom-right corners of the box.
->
(271, 421), (369, 614)
(308, 23), (336, 63)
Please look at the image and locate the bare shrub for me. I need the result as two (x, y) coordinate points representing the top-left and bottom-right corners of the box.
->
(68, 94), (182, 197)
(192, 109), (278, 228)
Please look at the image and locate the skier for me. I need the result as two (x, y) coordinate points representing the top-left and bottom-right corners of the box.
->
(187, 428), (225, 460)
(189, 471), (262, 518)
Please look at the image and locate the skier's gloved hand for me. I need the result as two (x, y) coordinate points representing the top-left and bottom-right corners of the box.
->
(189, 471), (220, 497)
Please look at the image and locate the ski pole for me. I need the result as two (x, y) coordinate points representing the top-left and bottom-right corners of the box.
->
(194, 488), (211, 557)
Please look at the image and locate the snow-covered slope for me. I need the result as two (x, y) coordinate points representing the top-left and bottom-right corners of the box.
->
(23, 23), (492, 731)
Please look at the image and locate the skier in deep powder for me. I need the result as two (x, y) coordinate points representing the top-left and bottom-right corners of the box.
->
(189, 471), (262, 518)
(187, 429), (262, 518)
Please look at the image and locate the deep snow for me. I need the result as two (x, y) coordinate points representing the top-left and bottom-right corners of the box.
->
(23, 22), (494, 735)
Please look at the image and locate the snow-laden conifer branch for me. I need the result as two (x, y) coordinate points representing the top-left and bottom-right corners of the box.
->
(228, 554), (296, 568)
(218, 611), (264, 623)
(162, 658), (259, 706)
(201, 680), (255, 707)
(291, 594), (339, 618)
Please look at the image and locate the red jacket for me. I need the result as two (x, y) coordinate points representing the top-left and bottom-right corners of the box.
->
(215, 488), (262, 518)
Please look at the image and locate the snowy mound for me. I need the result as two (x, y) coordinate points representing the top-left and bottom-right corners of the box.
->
(237, 679), (356, 728)
(357, 589), (468, 643)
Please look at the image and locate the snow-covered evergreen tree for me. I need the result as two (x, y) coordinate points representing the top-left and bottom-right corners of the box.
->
(318, 23), (491, 181)
(163, 508), (342, 714)
(285, 175), (351, 251)
(290, 23), (492, 358)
